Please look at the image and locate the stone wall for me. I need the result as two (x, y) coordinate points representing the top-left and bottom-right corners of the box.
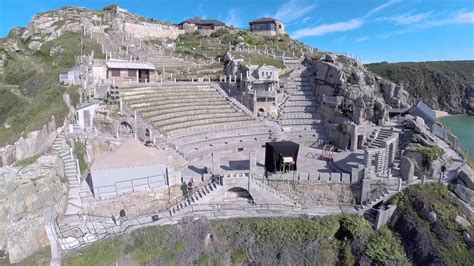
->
(268, 181), (356, 207)
(123, 22), (184, 40)
(83, 185), (182, 217)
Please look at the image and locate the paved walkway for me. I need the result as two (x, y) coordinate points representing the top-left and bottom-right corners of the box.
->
(43, 208), (61, 266)
(52, 203), (356, 252)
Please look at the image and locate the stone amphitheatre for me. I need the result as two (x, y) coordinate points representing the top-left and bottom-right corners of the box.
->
(0, 4), (473, 263)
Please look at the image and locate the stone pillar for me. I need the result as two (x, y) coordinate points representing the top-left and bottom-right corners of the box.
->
(397, 178), (402, 191)
(360, 178), (371, 203)
(119, 98), (123, 113)
(350, 124), (358, 151)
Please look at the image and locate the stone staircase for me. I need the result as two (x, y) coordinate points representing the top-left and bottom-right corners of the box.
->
(52, 132), (82, 216)
(120, 83), (275, 162)
(278, 64), (327, 146)
(249, 177), (299, 206)
(368, 128), (393, 148)
(355, 187), (393, 212)
(169, 179), (223, 215)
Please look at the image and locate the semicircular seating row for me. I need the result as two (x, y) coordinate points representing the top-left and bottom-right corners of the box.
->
(121, 83), (276, 161)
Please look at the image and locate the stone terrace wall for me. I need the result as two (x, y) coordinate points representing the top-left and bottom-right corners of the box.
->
(123, 22), (184, 40)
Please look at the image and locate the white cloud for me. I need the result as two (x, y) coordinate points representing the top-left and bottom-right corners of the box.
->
(421, 10), (474, 27)
(291, 18), (363, 38)
(224, 9), (243, 28)
(290, 0), (397, 39)
(365, 0), (400, 18)
(378, 11), (432, 25)
(356, 36), (369, 42)
(273, 0), (316, 23)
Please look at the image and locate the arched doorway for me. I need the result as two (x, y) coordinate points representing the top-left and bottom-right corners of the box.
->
(224, 187), (254, 204)
(118, 121), (134, 137)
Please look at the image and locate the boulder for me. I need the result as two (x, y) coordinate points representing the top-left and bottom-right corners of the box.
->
(324, 53), (337, 63)
(401, 156), (416, 182)
(27, 41), (42, 51)
(454, 184), (474, 204)
(459, 166), (474, 190)
(455, 215), (471, 229)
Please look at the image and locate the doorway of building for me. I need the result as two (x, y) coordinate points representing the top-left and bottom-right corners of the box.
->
(139, 69), (150, 83)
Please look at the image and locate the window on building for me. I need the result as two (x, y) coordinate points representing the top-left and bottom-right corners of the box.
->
(128, 69), (136, 77)
(111, 69), (120, 77)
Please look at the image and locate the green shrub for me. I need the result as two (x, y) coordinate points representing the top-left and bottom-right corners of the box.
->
(339, 215), (371, 239)
(210, 28), (229, 38)
(365, 227), (408, 264)
(64, 239), (119, 266)
(2, 58), (36, 85)
(230, 250), (246, 264)
(196, 254), (212, 266)
(406, 146), (445, 167)
(73, 140), (88, 176)
(130, 226), (168, 265)
(15, 154), (41, 167)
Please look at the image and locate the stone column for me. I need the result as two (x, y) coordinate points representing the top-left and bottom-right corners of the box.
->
(360, 178), (371, 203)
(350, 124), (358, 151)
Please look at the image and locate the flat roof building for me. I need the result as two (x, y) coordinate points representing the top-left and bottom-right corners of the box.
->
(177, 18), (227, 34)
(105, 60), (157, 84)
(249, 17), (285, 36)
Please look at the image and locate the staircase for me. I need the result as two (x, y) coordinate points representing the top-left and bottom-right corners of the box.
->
(249, 177), (299, 206)
(52, 132), (82, 216)
(355, 187), (393, 212)
(278, 64), (327, 146)
(169, 178), (223, 215)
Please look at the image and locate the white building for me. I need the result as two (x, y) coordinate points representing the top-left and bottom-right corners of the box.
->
(75, 102), (100, 130)
(88, 138), (177, 198)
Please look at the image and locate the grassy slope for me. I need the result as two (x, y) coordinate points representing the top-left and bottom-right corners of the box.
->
(62, 215), (408, 265)
(175, 30), (300, 69)
(0, 32), (101, 146)
(367, 60), (474, 113)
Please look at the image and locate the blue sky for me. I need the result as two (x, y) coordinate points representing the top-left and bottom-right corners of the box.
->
(0, 0), (473, 62)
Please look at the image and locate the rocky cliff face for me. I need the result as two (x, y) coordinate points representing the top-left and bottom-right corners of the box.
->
(8, 5), (172, 52)
(367, 61), (474, 114)
(307, 54), (409, 125)
(0, 154), (66, 263)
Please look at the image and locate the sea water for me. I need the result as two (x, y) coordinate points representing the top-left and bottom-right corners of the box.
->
(439, 115), (474, 157)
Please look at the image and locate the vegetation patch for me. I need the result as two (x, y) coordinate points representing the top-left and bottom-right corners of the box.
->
(64, 239), (119, 266)
(234, 52), (285, 69)
(15, 154), (41, 168)
(406, 146), (445, 167)
(73, 140), (88, 176)
(364, 227), (408, 264)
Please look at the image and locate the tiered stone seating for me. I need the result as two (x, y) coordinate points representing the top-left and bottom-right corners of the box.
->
(279, 67), (327, 145)
(121, 83), (273, 161)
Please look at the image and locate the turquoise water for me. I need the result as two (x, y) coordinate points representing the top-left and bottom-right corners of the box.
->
(439, 115), (474, 157)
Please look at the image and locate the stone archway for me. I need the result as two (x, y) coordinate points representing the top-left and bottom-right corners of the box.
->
(223, 187), (254, 204)
(118, 121), (134, 137)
